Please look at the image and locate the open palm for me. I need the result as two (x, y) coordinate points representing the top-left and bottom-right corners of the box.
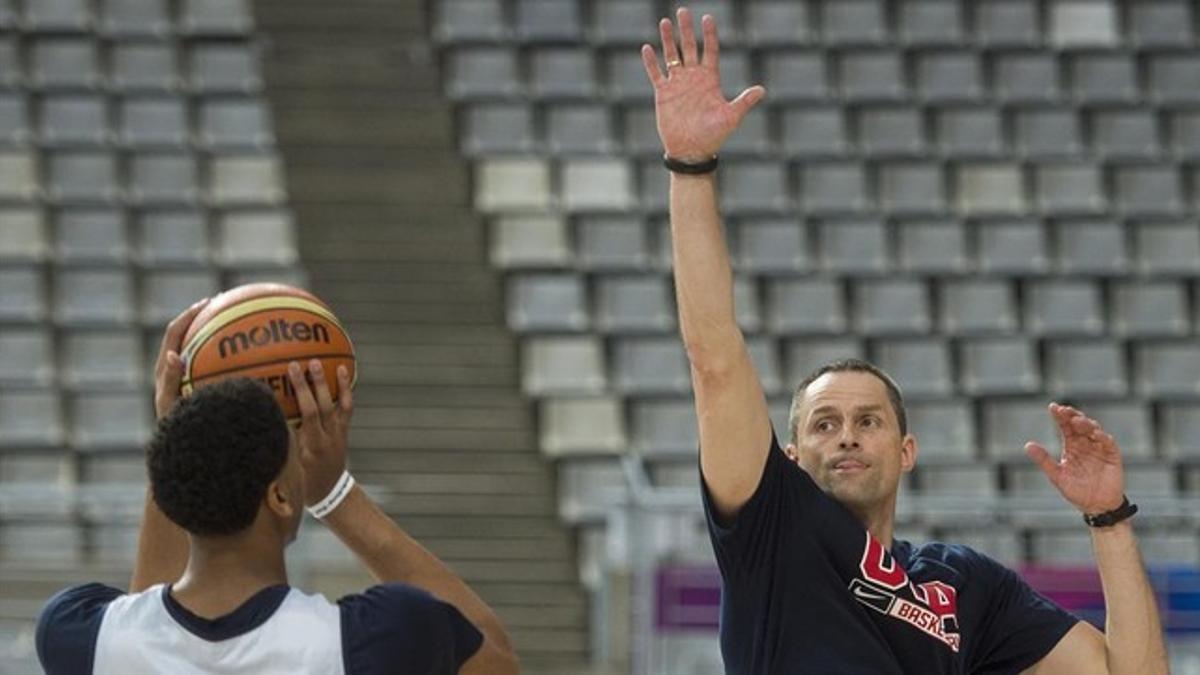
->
(1026, 403), (1127, 515)
(641, 8), (765, 160)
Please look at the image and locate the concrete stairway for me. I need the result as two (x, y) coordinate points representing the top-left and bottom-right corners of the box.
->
(251, 1), (594, 671)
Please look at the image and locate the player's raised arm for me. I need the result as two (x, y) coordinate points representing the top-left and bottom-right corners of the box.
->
(643, 8), (769, 520)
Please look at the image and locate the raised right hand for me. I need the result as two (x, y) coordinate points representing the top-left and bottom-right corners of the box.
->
(287, 359), (354, 507)
(641, 7), (766, 161)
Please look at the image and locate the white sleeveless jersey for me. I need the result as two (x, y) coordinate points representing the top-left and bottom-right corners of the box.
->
(93, 584), (344, 675)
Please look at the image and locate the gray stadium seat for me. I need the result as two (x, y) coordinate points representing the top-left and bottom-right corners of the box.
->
(745, 1), (812, 46)
(974, 0), (1040, 46)
(1162, 403), (1200, 458)
(111, 41), (180, 91)
(474, 158), (551, 211)
(613, 336), (691, 394)
(561, 158), (634, 211)
(47, 151), (119, 203)
(878, 162), (945, 214)
(433, 0), (507, 42)
(822, 0), (886, 45)
(0, 267), (47, 321)
(100, 0), (171, 36)
(40, 94), (109, 146)
(1045, 340), (1128, 397)
(447, 47), (522, 99)
(1128, 2), (1192, 47)
(782, 337), (863, 384)
(30, 38), (101, 89)
(1035, 163), (1105, 214)
(0, 328), (53, 386)
(897, 0), (962, 45)
(1054, 221), (1127, 275)
(1111, 281), (1190, 338)
(858, 106), (924, 156)
(1149, 54), (1200, 104)
(141, 269), (220, 325)
(1135, 342), (1200, 397)
(687, 1), (739, 44)
(54, 267), (135, 324)
(817, 218), (888, 274)
(897, 220), (968, 274)
(993, 53), (1060, 103)
(0, 208), (48, 261)
(491, 214), (571, 268)
(539, 397), (626, 456)
(839, 50), (904, 101)
(1133, 222), (1200, 276)
(62, 329), (143, 388)
(593, 1), (657, 45)
(557, 459), (627, 521)
(129, 152), (200, 204)
(763, 51), (829, 101)
(515, 0), (582, 42)
(71, 391), (152, 448)
(507, 273), (588, 331)
(736, 219), (808, 273)
(1169, 111), (1200, 159)
(191, 44), (261, 92)
(1068, 400), (1153, 459)
(24, 0), (91, 31)
(1014, 108), (1082, 158)
(916, 51), (983, 103)
(0, 389), (64, 447)
(0, 149), (37, 200)
(959, 337), (1041, 395)
(180, 0), (252, 35)
(781, 105), (846, 157)
(216, 210), (298, 266)
(606, 50), (655, 101)
(938, 279), (1018, 335)
(0, 93), (30, 145)
(55, 208), (128, 262)
(120, 96), (189, 147)
(631, 397), (698, 456)
(872, 338), (953, 397)
(1092, 109), (1160, 159)
(1113, 164), (1184, 216)
(802, 162), (870, 214)
(577, 215), (649, 270)
(982, 398), (1059, 459)
(620, 105), (660, 156)
(522, 336), (606, 394)
(747, 336), (783, 394)
(977, 220), (1049, 275)
(530, 48), (598, 99)
(733, 275), (763, 333)
(594, 274), (674, 333)
(1048, 0), (1119, 47)
(852, 279), (931, 335)
(1070, 53), (1139, 103)
(209, 154), (284, 205)
(1024, 280), (1105, 336)
(638, 159), (669, 212)
(1136, 532), (1198, 566)
(199, 98), (274, 148)
(138, 209), (210, 264)
(721, 161), (789, 213)
(917, 465), (996, 497)
(766, 278), (846, 334)
(935, 107), (1004, 157)
(546, 104), (615, 155)
(956, 163), (1025, 214)
(906, 399), (974, 461)
(723, 109), (771, 155)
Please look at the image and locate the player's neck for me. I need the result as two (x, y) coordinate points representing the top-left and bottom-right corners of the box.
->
(171, 530), (289, 619)
(852, 501), (897, 551)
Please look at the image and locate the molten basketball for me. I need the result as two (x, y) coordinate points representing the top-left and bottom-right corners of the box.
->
(180, 283), (356, 421)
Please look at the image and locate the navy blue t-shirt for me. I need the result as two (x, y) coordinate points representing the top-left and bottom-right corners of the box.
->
(702, 433), (1079, 675)
(36, 581), (483, 674)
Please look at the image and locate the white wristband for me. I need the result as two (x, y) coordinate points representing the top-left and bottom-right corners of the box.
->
(307, 471), (355, 519)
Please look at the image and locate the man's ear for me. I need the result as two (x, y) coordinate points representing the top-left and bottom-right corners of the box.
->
(265, 479), (295, 520)
(900, 433), (918, 473)
(784, 443), (801, 463)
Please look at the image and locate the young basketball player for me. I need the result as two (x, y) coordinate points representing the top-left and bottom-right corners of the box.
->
(36, 299), (519, 674)
(642, 8), (1169, 674)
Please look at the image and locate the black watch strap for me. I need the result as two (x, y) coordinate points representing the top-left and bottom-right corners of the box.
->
(1083, 495), (1138, 528)
(663, 153), (719, 175)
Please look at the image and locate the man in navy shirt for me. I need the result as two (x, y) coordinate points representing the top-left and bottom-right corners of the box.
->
(36, 299), (519, 674)
(641, 8), (1169, 674)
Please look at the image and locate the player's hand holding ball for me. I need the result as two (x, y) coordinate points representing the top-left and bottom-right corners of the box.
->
(288, 358), (355, 508)
(153, 297), (211, 420)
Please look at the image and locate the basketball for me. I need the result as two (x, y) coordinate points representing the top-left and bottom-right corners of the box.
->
(179, 283), (357, 421)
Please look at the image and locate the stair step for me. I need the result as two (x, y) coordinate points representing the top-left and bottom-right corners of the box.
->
(384, 516), (567, 540)
(354, 405), (526, 430)
(356, 450), (546, 475)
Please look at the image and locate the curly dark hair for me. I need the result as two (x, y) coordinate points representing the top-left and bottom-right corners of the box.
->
(148, 378), (289, 537)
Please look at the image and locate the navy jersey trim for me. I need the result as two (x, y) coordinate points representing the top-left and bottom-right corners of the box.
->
(162, 583), (291, 642)
(36, 583), (123, 675)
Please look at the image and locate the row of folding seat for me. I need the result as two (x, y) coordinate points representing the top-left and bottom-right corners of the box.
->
(0, 207), (297, 265)
(519, 334), (1200, 399)
(462, 102), (1200, 160)
(0, 93), (275, 149)
(506, 274), (1200, 338)
(0, 0), (252, 36)
(0, 38), (262, 93)
(0, 265), (304, 325)
(0, 148), (284, 204)
(472, 156), (1200, 216)
(445, 46), (1200, 104)
(493, 215), (1200, 278)
(0, 387), (150, 449)
(435, 0), (1194, 50)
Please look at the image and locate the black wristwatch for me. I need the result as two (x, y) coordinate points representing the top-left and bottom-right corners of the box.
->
(1082, 495), (1138, 528)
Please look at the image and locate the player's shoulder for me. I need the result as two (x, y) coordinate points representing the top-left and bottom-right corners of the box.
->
(36, 583), (126, 675)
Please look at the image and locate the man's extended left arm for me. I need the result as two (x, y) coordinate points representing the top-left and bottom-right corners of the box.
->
(1022, 403), (1169, 675)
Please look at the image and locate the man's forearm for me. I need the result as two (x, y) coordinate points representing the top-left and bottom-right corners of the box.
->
(1093, 522), (1169, 675)
(323, 485), (515, 658)
(130, 492), (189, 592)
(669, 173), (743, 366)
